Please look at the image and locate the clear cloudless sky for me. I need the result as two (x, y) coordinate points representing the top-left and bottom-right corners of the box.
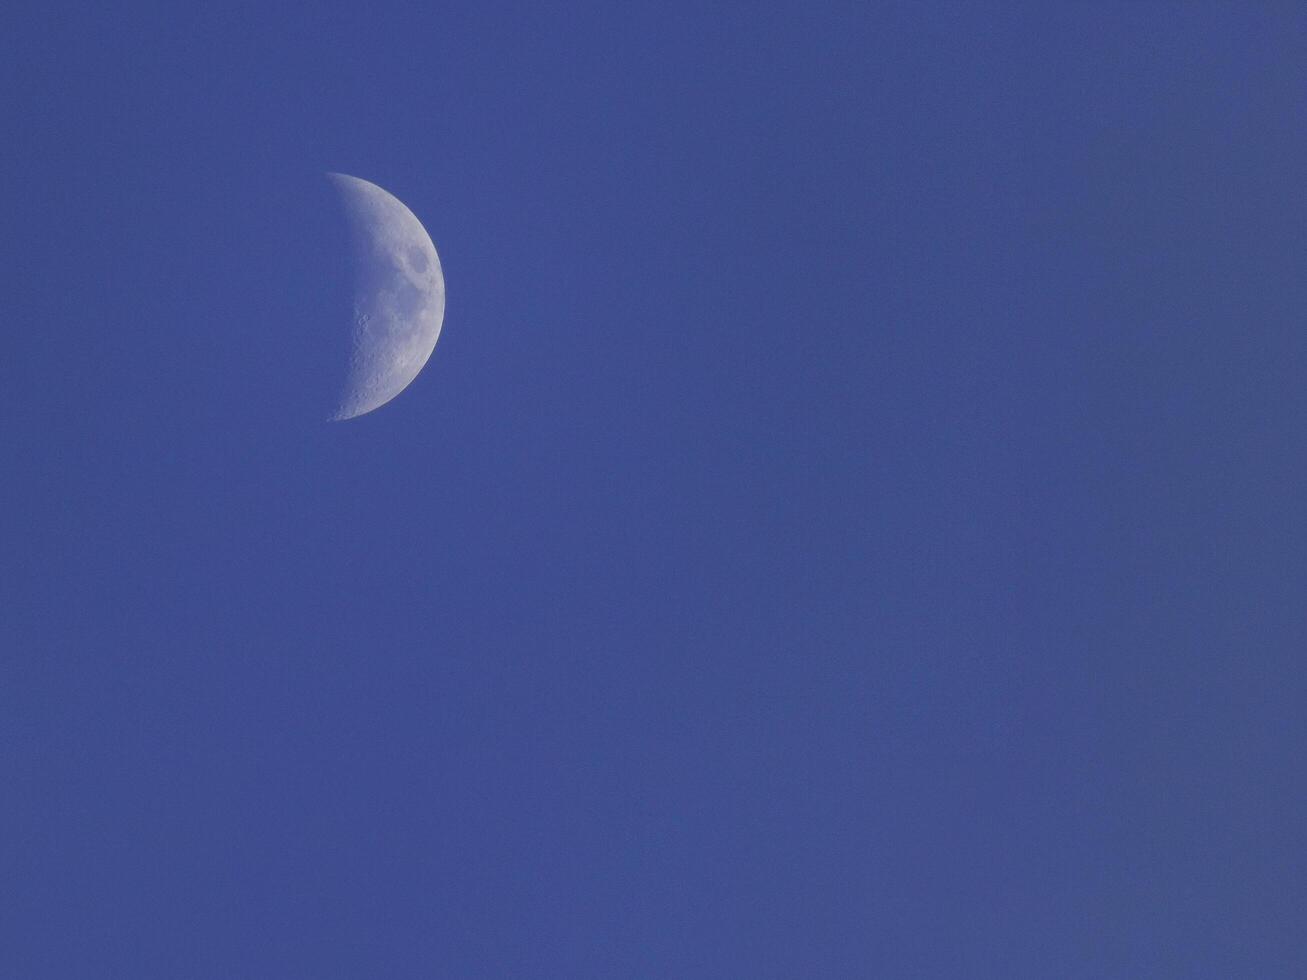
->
(3, 3), (1305, 977)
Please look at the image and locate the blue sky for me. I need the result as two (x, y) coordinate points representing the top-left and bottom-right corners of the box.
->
(4, 3), (1306, 976)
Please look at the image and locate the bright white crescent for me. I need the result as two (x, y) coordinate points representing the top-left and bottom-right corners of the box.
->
(327, 172), (445, 421)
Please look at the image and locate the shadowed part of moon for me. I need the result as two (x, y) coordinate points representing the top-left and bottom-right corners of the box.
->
(327, 173), (445, 421)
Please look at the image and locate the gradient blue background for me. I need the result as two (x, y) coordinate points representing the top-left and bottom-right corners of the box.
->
(4, 3), (1306, 976)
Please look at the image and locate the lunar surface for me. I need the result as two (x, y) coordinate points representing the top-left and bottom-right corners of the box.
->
(327, 173), (445, 421)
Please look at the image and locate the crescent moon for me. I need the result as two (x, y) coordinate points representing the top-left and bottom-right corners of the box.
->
(327, 173), (445, 421)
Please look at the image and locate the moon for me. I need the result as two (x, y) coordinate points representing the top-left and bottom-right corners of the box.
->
(327, 173), (445, 421)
